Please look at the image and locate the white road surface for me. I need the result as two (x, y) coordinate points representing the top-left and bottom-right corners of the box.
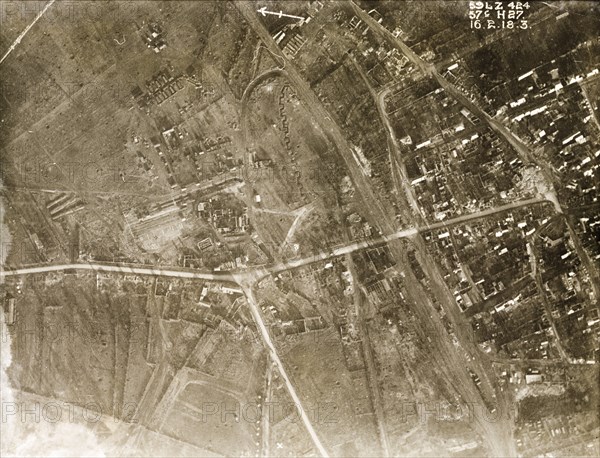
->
(0, 262), (239, 288)
(0, 0), (56, 66)
(240, 285), (330, 458)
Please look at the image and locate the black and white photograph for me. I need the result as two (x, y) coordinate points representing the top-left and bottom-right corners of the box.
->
(0, 1), (599, 456)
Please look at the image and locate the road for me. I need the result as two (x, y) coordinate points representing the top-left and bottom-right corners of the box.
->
(0, 196), (547, 283)
(565, 219), (600, 304)
(349, 1), (580, 223)
(348, 6), (526, 455)
(261, 359), (274, 458)
(348, 2), (560, 183)
(349, 54), (425, 225)
(2, 4), (588, 458)
(267, 195), (547, 275)
(350, 0), (600, 370)
(204, 8), (509, 452)
(0, 0), (56, 66)
(377, 86), (426, 222)
(282, 203), (315, 248)
(237, 284), (330, 458)
(0, 5), (557, 455)
(0, 134), (548, 458)
(236, 1), (397, 236)
(0, 262), (238, 286)
(355, 0), (600, 323)
(530, 246), (570, 361)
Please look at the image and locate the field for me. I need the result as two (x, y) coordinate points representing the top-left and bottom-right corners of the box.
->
(273, 327), (381, 456)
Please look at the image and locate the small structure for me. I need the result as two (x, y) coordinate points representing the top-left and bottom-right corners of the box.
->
(525, 370), (543, 384)
(4, 296), (15, 325)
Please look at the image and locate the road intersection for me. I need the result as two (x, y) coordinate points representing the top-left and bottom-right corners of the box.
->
(0, 195), (549, 282)
(0, 197), (550, 457)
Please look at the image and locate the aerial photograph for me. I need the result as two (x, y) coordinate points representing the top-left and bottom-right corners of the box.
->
(0, 1), (598, 457)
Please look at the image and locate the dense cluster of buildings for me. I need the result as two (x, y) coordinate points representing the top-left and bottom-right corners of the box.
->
(197, 196), (249, 235)
(139, 22), (167, 53)
(489, 56), (600, 208)
(131, 67), (184, 109)
(388, 80), (530, 220)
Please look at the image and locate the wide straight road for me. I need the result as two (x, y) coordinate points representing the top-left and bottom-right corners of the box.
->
(348, 6), (527, 455)
(0, 196), (548, 282)
(0, 0), (56, 66)
(239, 285), (330, 458)
(351, 0), (600, 342)
(0, 262), (239, 287)
(267, 196), (548, 276)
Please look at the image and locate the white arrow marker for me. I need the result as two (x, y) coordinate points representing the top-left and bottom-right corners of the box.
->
(257, 6), (304, 21)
